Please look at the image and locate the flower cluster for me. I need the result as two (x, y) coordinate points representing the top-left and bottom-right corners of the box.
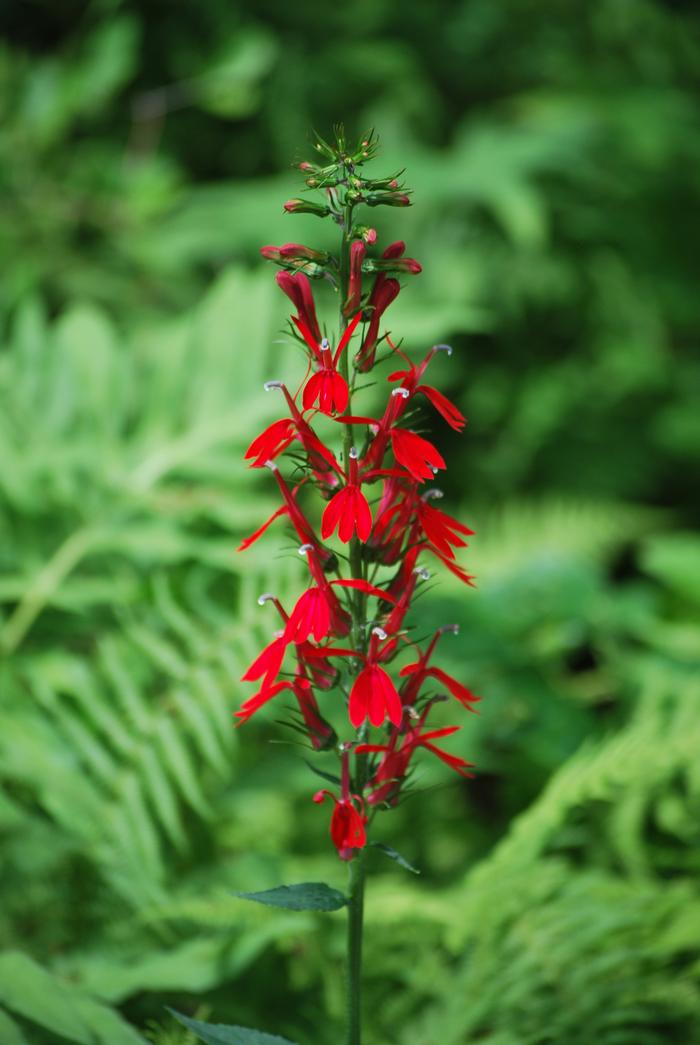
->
(238, 127), (479, 860)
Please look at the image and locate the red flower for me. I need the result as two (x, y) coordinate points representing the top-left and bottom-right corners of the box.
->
(354, 241), (407, 371)
(253, 593), (338, 691)
(275, 270), (322, 341)
(285, 586), (336, 643)
(313, 750), (367, 860)
(294, 312), (362, 417)
(349, 664), (402, 728)
(244, 418), (296, 467)
(235, 680), (295, 725)
(390, 428), (446, 482)
(357, 711), (474, 806)
(321, 448), (372, 543)
(343, 240), (366, 317)
(313, 792), (366, 860)
(292, 672), (336, 750)
(399, 626), (480, 711)
(241, 634), (288, 689)
(388, 343), (466, 432)
(245, 382), (342, 488)
(322, 485), (372, 542)
(416, 491), (474, 560)
(303, 364), (348, 415)
(348, 628), (403, 728)
(283, 546), (395, 643)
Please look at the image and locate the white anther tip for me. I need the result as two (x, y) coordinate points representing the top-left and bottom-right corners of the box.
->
(349, 446), (359, 460)
(434, 343), (453, 356)
(392, 387), (410, 398)
(372, 626), (388, 640)
(257, 593), (275, 606)
(264, 459), (279, 472)
(413, 567), (431, 580)
(264, 380), (283, 391)
(298, 543), (313, 555)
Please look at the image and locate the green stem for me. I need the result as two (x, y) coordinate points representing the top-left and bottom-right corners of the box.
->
(338, 179), (368, 1045)
(346, 850), (366, 1045)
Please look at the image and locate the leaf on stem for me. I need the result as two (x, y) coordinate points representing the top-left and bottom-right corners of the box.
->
(168, 1009), (299, 1044)
(232, 881), (347, 911)
(370, 841), (420, 875)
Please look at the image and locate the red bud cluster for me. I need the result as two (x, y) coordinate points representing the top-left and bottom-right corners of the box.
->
(238, 127), (479, 861)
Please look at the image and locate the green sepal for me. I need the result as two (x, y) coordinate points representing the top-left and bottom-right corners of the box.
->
(167, 1009), (298, 1045)
(232, 881), (347, 911)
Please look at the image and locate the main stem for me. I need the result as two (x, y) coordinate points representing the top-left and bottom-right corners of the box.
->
(339, 187), (367, 1045)
(346, 850), (365, 1045)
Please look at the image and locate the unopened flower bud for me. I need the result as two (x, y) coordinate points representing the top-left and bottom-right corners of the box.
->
(363, 256), (422, 275)
(283, 198), (330, 218)
(365, 192), (411, 208)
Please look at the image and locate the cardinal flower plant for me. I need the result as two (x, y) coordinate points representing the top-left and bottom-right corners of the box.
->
(171, 127), (480, 1045)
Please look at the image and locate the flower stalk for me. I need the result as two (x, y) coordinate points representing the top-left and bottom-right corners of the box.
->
(238, 125), (480, 1044)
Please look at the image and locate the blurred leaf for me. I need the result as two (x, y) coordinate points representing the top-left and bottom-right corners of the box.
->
(641, 532), (700, 606)
(0, 952), (146, 1044)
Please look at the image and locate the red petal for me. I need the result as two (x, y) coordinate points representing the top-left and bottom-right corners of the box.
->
(237, 505), (287, 552)
(235, 681), (292, 724)
(330, 372), (349, 413)
(303, 372), (323, 411)
(330, 578), (395, 602)
(349, 668), (372, 728)
(352, 488), (373, 542)
(391, 429), (446, 482)
(418, 385), (467, 432)
(292, 314), (323, 360)
(334, 311), (363, 364)
(241, 636), (287, 683)
(321, 488), (348, 540)
(376, 667), (403, 726)
(425, 666), (481, 708)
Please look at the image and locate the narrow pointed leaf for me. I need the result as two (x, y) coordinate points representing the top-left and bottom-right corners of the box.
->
(303, 759), (341, 786)
(232, 881), (347, 911)
(370, 841), (420, 874)
(168, 1010), (298, 1045)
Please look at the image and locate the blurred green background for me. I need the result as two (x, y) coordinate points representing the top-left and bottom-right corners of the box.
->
(1, 2), (700, 1043)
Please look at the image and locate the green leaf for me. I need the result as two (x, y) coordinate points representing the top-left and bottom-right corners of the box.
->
(370, 841), (421, 875)
(0, 1007), (30, 1045)
(302, 759), (341, 786)
(232, 882), (347, 912)
(0, 951), (146, 1044)
(168, 1009), (298, 1045)
(641, 532), (700, 606)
